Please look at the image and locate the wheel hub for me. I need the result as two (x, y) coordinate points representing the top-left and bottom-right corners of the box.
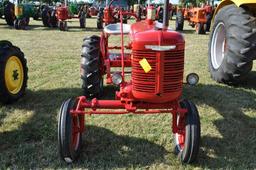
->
(211, 22), (226, 69)
(4, 56), (24, 94)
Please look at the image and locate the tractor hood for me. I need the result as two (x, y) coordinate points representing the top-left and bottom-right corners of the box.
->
(129, 20), (184, 49)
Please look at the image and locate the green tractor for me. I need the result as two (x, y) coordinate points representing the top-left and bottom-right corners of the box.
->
(208, 0), (256, 85)
(14, 1), (41, 29)
(0, 41), (28, 104)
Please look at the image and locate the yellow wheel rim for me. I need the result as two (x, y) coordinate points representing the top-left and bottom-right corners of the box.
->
(4, 56), (24, 94)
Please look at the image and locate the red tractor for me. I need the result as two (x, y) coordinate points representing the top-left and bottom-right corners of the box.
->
(96, 0), (131, 29)
(55, 1), (87, 31)
(58, 0), (201, 164)
(88, 6), (98, 17)
(176, 5), (213, 34)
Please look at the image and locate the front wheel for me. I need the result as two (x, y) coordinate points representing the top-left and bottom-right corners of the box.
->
(195, 23), (205, 34)
(174, 100), (200, 164)
(59, 21), (68, 31)
(58, 98), (84, 163)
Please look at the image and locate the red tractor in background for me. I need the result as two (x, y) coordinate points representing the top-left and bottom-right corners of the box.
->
(88, 5), (98, 17)
(55, 1), (87, 31)
(176, 4), (213, 34)
(133, 1), (173, 23)
(41, 2), (87, 31)
(96, 0), (131, 29)
(58, 0), (201, 164)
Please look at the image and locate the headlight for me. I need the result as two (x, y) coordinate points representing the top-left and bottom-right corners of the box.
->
(112, 72), (122, 86)
(186, 73), (199, 86)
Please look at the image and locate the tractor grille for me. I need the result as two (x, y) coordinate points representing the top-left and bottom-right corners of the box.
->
(132, 49), (184, 94)
(163, 50), (184, 93)
(132, 50), (156, 93)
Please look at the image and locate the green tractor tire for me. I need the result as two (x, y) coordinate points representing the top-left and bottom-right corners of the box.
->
(4, 1), (15, 26)
(0, 41), (28, 104)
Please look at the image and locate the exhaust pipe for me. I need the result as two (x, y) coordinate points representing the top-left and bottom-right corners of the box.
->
(163, 0), (169, 29)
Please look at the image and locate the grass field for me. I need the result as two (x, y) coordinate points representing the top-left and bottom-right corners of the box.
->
(0, 17), (256, 169)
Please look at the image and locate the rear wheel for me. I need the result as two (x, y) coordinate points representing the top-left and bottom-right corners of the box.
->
(175, 10), (184, 31)
(97, 9), (103, 29)
(208, 4), (256, 84)
(174, 100), (201, 164)
(58, 98), (83, 163)
(50, 10), (58, 27)
(205, 13), (212, 32)
(81, 35), (103, 98)
(79, 12), (86, 28)
(42, 7), (50, 27)
(0, 41), (28, 104)
(4, 2), (15, 26)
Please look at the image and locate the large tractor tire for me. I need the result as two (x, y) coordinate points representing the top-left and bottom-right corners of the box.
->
(4, 2), (15, 26)
(205, 13), (212, 32)
(208, 4), (256, 85)
(176, 10), (184, 31)
(0, 41), (28, 104)
(42, 7), (50, 27)
(97, 18), (103, 29)
(49, 9), (58, 27)
(79, 11), (86, 28)
(96, 8), (103, 29)
(80, 36), (103, 98)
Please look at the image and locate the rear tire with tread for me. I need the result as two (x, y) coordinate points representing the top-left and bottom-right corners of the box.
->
(81, 36), (103, 98)
(176, 10), (184, 31)
(0, 41), (28, 104)
(208, 4), (256, 85)
(4, 2), (15, 26)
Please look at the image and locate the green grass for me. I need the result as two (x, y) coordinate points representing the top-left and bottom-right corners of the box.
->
(0, 18), (256, 169)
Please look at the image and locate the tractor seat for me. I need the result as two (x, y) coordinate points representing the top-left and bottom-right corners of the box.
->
(104, 23), (131, 35)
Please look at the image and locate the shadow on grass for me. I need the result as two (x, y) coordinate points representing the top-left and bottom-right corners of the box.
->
(0, 82), (256, 168)
(0, 86), (167, 168)
(236, 71), (256, 90)
(77, 125), (168, 169)
(183, 83), (256, 168)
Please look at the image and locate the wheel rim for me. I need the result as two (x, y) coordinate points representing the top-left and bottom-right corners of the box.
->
(175, 115), (185, 151)
(211, 22), (226, 69)
(4, 56), (24, 94)
(71, 115), (80, 150)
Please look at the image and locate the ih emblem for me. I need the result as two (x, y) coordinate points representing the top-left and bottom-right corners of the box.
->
(139, 58), (152, 73)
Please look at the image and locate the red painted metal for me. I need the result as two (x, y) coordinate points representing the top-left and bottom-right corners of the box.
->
(71, 95), (188, 134)
(89, 6), (98, 16)
(76, 2), (189, 135)
(56, 6), (69, 21)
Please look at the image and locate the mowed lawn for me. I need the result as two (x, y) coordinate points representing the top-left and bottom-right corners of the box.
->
(0, 17), (256, 169)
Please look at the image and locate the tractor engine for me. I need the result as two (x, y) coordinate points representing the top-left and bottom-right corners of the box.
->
(130, 22), (185, 103)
